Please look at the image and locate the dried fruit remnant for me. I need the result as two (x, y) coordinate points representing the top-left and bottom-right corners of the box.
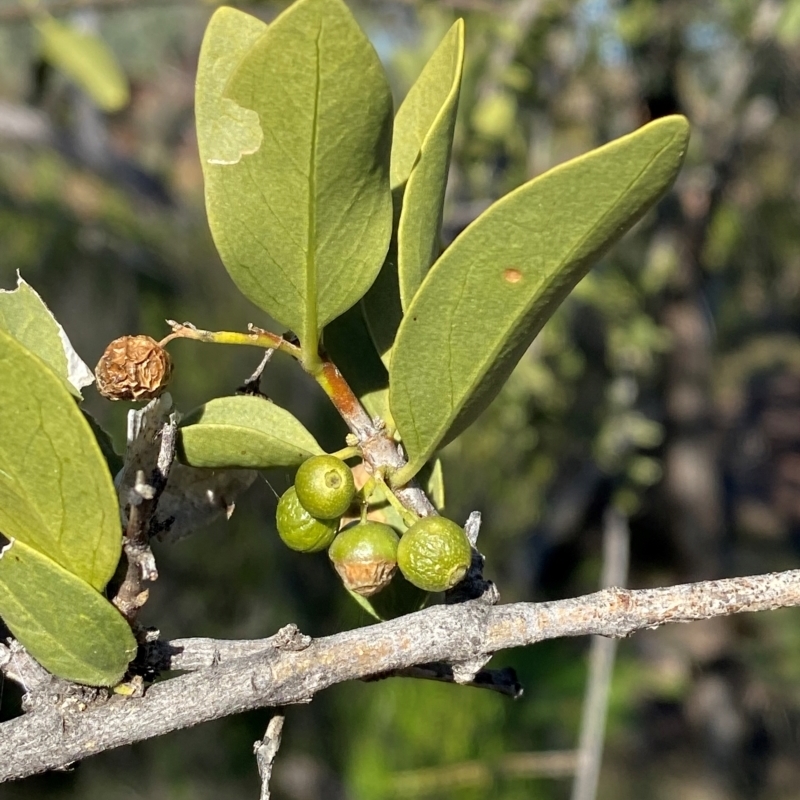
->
(329, 522), (399, 597)
(95, 335), (173, 401)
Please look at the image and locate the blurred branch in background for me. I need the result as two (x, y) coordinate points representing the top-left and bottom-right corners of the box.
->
(390, 749), (577, 797)
(571, 507), (630, 800)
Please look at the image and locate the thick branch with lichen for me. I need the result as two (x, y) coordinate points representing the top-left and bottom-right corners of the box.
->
(2, 568), (800, 782)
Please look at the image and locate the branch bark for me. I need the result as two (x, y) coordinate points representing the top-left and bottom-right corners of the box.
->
(3, 568), (800, 782)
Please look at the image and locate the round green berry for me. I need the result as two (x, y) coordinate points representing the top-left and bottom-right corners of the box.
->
(276, 486), (339, 553)
(329, 522), (399, 597)
(294, 455), (356, 520)
(397, 516), (472, 593)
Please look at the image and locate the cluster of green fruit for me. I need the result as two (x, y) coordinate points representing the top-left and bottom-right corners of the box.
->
(276, 455), (472, 597)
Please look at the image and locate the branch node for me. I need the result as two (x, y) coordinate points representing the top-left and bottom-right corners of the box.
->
(272, 624), (312, 652)
(446, 513), (498, 606)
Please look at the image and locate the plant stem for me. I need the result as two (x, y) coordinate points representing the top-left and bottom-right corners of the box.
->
(161, 321), (301, 360)
(375, 473), (419, 527)
(328, 446), (361, 461)
(159, 319), (436, 517)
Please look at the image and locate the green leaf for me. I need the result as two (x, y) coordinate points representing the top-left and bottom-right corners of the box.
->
(363, 21), (465, 367)
(200, 0), (393, 362)
(83, 411), (124, 478)
(196, 9), (267, 178)
(178, 395), (323, 469)
(0, 537), (136, 686)
(35, 15), (129, 112)
(0, 275), (94, 397)
(323, 304), (392, 426)
(424, 458), (445, 510)
(0, 329), (122, 590)
(392, 19), (464, 308)
(343, 573), (428, 622)
(390, 115), (690, 483)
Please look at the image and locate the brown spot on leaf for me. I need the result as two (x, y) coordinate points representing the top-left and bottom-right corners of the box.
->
(503, 268), (523, 284)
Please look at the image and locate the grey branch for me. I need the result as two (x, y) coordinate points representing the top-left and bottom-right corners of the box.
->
(3, 568), (800, 782)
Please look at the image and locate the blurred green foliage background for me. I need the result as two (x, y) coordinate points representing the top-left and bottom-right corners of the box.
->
(4, 0), (800, 798)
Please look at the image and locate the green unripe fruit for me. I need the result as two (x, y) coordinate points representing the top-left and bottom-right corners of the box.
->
(329, 522), (400, 597)
(295, 455), (356, 519)
(397, 516), (472, 593)
(276, 486), (339, 553)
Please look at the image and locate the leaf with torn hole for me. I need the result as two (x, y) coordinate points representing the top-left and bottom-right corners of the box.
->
(196, 8), (266, 169)
(0, 536), (136, 686)
(0, 328), (121, 589)
(178, 395), (323, 469)
(202, 0), (393, 361)
(0, 274), (93, 397)
(389, 116), (690, 483)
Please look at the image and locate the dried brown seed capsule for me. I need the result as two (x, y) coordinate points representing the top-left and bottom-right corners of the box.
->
(95, 335), (173, 401)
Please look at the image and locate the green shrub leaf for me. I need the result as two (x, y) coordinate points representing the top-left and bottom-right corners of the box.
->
(363, 21), (465, 367)
(178, 395), (323, 469)
(0, 275), (94, 397)
(196, 8), (267, 181)
(0, 329), (122, 589)
(35, 15), (129, 112)
(392, 19), (464, 308)
(200, 0), (393, 359)
(0, 537), (136, 686)
(390, 115), (690, 483)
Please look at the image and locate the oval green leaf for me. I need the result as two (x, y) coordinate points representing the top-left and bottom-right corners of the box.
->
(363, 21), (465, 367)
(0, 275), (93, 397)
(389, 115), (690, 483)
(393, 19), (464, 308)
(196, 8), (267, 188)
(35, 15), (129, 112)
(0, 537), (136, 686)
(0, 329), (122, 589)
(202, 0), (393, 357)
(178, 395), (323, 469)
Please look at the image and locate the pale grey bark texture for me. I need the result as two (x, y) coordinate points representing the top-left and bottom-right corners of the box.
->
(2, 568), (800, 783)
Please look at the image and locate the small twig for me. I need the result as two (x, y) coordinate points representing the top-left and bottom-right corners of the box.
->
(254, 712), (285, 800)
(447, 511), (498, 605)
(237, 348), (275, 397)
(0, 641), (53, 697)
(570, 507), (631, 800)
(163, 321), (301, 360)
(112, 417), (177, 627)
